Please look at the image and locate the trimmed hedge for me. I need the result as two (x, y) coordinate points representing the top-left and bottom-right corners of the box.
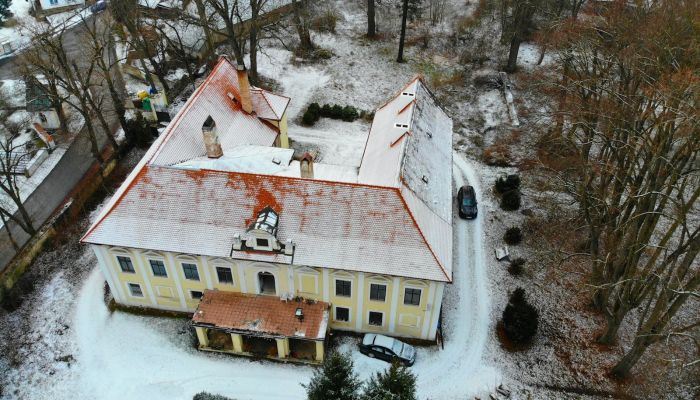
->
(302, 102), (361, 126)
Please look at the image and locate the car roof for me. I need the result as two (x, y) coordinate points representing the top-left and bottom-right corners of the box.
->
(372, 334), (398, 349)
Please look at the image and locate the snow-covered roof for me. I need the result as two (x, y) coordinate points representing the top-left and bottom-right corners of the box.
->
(150, 57), (289, 166)
(82, 62), (453, 282)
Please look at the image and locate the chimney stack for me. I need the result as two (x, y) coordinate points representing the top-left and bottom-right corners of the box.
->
(299, 153), (314, 179)
(202, 116), (223, 158)
(236, 64), (254, 114)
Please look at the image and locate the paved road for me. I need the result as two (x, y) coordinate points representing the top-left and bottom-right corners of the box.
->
(0, 11), (124, 271)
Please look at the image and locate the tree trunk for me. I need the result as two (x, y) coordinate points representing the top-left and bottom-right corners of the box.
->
(598, 309), (625, 344)
(537, 44), (547, 65)
(611, 339), (647, 378)
(292, 0), (314, 54)
(0, 213), (19, 251)
(193, 0), (216, 61)
(248, 0), (259, 85)
(397, 0), (408, 63)
(505, 36), (521, 72)
(367, 0), (376, 38)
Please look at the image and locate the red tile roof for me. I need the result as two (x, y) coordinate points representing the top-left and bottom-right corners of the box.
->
(192, 290), (329, 339)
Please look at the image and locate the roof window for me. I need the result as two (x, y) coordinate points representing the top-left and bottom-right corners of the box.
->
(395, 123), (409, 129)
(422, 175), (429, 183)
(250, 206), (278, 236)
(401, 92), (415, 97)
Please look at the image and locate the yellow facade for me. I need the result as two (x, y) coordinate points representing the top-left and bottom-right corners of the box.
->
(265, 112), (290, 149)
(93, 243), (444, 341)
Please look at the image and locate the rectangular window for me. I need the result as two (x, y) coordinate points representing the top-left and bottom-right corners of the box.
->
(368, 311), (383, 326)
(190, 290), (204, 300)
(117, 256), (135, 273)
(128, 283), (143, 297)
(369, 283), (387, 302)
(256, 238), (269, 247)
(216, 267), (233, 284)
(335, 306), (350, 322)
(404, 288), (422, 306)
(335, 279), (351, 297)
(149, 260), (167, 277)
(182, 263), (199, 281)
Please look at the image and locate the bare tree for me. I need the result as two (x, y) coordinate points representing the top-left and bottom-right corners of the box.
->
(22, 25), (113, 170)
(547, 0), (700, 376)
(79, 13), (129, 137)
(0, 110), (36, 239)
(291, 0), (314, 54)
(111, 0), (172, 94)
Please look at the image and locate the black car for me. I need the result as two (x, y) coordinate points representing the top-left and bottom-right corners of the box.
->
(90, 0), (107, 13)
(359, 334), (416, 366)
(458, 185), (478, 219)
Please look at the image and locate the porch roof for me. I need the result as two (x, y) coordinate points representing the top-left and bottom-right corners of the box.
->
(192, 290), (329, 340)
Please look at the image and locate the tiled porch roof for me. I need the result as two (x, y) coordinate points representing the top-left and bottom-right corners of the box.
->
(192, 290), (329, 340)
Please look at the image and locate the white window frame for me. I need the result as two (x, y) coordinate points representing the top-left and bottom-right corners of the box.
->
(334, 306), (351, 323)
(115, 255), (136, 274)
(128, 282), (144, 298)
(181, 262), (200, 281)
(147, 257), (168, 278)
(334, 278), (352, 298)
(368, 282), (387, 303)
(368, 310), (384, 327)
(403, 286), (423, 307)
(215, 265), (234, 285)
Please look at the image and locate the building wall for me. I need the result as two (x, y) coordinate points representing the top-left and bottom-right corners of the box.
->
(39, 0), (85, 11)
(92, 244), (445, 341)
(264, 113), (289, 149)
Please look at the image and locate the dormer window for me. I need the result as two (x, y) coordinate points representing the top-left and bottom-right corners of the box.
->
(251, 206), (278, 236)
(256, 238), (269, 247)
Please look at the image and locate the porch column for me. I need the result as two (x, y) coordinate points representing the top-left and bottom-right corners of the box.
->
(195, 327), (209, 347)
(231, 333), (243, 353)
(276, 338), (289, 358)
(315, 340), (324, 362)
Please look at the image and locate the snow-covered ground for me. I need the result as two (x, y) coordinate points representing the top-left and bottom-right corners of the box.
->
(0, 0), (33, 56)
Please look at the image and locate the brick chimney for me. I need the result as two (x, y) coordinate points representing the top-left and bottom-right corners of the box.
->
(300, 152), (314, 179)
(236, 64), (254, 114)
(202, 116), (223, 158)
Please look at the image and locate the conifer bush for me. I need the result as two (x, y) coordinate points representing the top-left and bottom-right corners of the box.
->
(503, 227), (523, 245)
(304, 352), (361, 400)
(500, 189), (521, 211)
(508, 257), (526, 276)
(361, 362), (417, 400)
(495, 174), (521, 194)
(502, 288), (538, 345)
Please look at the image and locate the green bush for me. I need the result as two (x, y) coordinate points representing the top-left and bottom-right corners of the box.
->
(304, 103), (362, 126)
(503, 227), (522, 245)
(302, 102), (321, 125)
(508, 257), (526, 276)
(304, 352), (361, 400)
(341, 106), (359, 122)
(125, 111), (153, 148)
(330, 104), (344, 119)
(500, 189), (521, 211)
(495, 174), (521, 194)
(502, 288), (538, 345)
